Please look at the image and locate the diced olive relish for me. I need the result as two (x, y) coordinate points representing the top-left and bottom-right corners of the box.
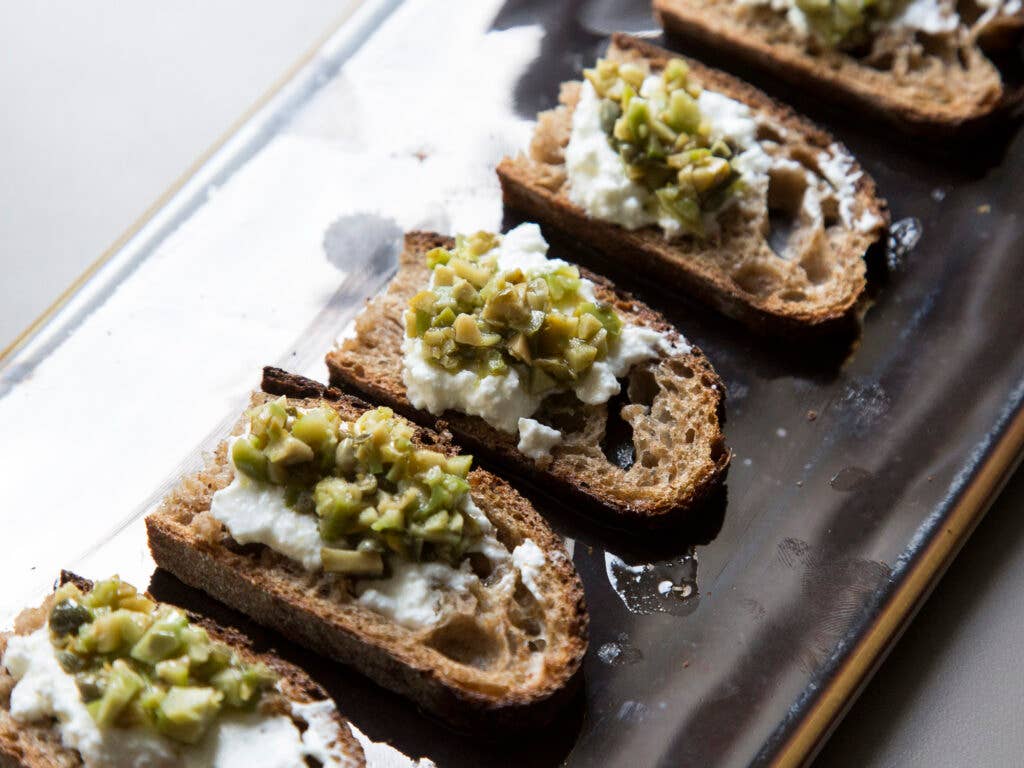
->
(584, 57), (743, 238)
(47, 578), (276, 744)
(232, 400), (483, 571)
(405, 231), (624, 392)
(795, 0), (895, 48)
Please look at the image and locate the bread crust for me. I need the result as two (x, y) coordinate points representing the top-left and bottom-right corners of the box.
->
(0, 572), (365, 768)
(145, 375), (588, 731)
(497, 33), (889, 337)
(326, 232), (731, 528)
(654, 0), (1020, 133)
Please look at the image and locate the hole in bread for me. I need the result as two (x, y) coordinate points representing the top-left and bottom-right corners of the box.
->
(768, 209), (798, 257)
(639, 451), (658, 469)
(425, 617), (503, 670)
(866, 49), (896, 70)
(600, 387), (636, 470)
(528, 638), (547, 652)
(766, 164), (809, 259)
(956, 45), (970, 69)
(843, 39), (874, 59)
(468, 552), (494, 580)
(956, 0), (985, 25)
(684, 428), (696, 444)
(667, 359), (694, 378)
(788, 147), (823, 178)
(627, 365), (659, 408)
(732, 262), (783, 297)
(914, 30), (951, 59)
(508, 580), (546, 645)
(756, 123), (784, 143)
(820, 195), (840, 228)
(512, 582), (542, 633)
(540, 391), (588, 435)
(780, 290), (808, 302)
(799, 248), (833, 285)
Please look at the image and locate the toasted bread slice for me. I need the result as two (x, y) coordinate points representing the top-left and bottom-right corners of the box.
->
(0, 572), (364, 768)
(145, 370), (588, 731)
(326, 232), (729, 528)
(497, 33), (889, 337)
(654, 0), (1023, 133)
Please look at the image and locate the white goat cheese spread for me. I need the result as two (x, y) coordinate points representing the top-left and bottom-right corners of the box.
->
(211, 453), (324, 570)
(353, 559), (481, 629)
(210, 425), (544, 630)
(565, 79), (772, 237)
(511, 540), (547, 602)
(564, 80), (668, 233)
(817, 145), (883, 232)
(564, 76), (880, 239)
(2, 628), (350, 768)
(739, 0), (1005, 38)
(353, 494), (516, 629)
(401, 223), (681, 445)
(890, 0), (959, 33)
(517, 417), (562, 459)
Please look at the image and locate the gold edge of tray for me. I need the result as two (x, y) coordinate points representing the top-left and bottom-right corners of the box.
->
(0, 0), (367, 365)
(773, 404), (1024, 768)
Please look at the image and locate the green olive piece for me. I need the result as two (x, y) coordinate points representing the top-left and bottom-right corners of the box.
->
(232, 436), (268, 482)
(89, 660), (145, 727)
(156, 686), (224, 744)
(795, 0), (895, 48)
(321, 547), (385, 575)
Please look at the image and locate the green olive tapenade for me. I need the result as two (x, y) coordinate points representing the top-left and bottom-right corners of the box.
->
(48, 578), (276, 744)
(584, 57), (744, 237)
(231, 402), (483, 573)
(404, 232), (624, 394)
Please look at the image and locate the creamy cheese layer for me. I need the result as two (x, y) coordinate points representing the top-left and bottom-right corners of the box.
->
(739, 0), (1018, 39)
(210, 426), (545, 630)
(517, 418), (562, 459)
(401, 223), (683, 444)
(565, 79), (772, 238)
(565, 76), (880, 237)
(211, 459), (324, 570)
(2, 628), (353, 768)
(511, 540), (547, 602)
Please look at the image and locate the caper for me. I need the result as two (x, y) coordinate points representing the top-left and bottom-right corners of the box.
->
(50, 599), (93, 637)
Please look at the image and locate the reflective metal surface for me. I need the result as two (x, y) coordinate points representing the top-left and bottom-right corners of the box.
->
(1, 1), (1022, 766)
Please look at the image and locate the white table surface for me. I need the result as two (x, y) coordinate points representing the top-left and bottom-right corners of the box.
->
(2, 4), (1021, 766)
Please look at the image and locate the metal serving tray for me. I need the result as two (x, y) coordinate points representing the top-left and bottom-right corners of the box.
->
(2, 1), (1022, 765)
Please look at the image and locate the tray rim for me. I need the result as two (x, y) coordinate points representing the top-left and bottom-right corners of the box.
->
(774, 406), (1024, 767)
(3, 5), (1023, 767)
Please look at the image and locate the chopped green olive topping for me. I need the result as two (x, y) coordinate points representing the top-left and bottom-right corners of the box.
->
(233, 401), (482, 567)
(48, 578), (276, 744)
(794, 0), (896, 48)
(404, 232), (623, 391)
(584, 57), (744, 237)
